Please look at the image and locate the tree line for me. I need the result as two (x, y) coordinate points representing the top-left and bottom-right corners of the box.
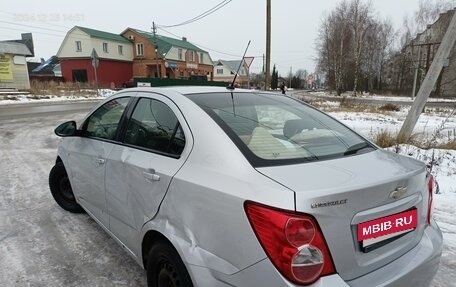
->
(315, 0), (454, 96)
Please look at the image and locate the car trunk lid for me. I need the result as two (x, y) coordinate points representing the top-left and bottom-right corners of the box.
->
(256, 149), (428, 280)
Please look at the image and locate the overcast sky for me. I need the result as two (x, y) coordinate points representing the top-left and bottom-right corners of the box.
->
(0, 0), (446, 74)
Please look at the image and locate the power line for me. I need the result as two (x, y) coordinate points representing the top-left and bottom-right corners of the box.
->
(157, 0), (231, 28)
(0, 20), (67, 34)
(0, 26), (65, 37)
(157, 26), (261, 59)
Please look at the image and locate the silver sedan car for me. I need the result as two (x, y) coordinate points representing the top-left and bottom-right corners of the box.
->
(50, 87), (442, 287)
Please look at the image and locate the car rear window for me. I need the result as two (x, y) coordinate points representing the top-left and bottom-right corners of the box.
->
(186, 92), (375, 167)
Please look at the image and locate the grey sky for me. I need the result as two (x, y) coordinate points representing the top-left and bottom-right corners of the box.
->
(0, 0), (435, 74)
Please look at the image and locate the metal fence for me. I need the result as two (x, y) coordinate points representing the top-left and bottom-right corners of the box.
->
(133, 77), (228, 87)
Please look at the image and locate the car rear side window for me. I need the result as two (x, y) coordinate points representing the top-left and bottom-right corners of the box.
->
(84, 97), (130, 140)
(187, 92), (375, 167)
(124, 98), (185, 156)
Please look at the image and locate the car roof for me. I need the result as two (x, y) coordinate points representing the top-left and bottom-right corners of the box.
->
(120, 86), (259, 96)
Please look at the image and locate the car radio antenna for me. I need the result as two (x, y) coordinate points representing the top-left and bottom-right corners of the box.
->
(227, 40), (251, 91)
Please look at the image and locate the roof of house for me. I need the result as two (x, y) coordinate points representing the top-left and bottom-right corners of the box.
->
(31, 56), (60, 75)
(0, 41), (32, 56)
(214, 60), (246, 72)
(75, 26), (130, 43)
(130, 29), (207, 55)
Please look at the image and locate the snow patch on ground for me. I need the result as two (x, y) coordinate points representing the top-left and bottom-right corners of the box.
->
(0, 89), (116, 105)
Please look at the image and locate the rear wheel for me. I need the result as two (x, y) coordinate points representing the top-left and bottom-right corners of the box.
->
(147, 241), (193, 287)
(49, 162), (84, 213)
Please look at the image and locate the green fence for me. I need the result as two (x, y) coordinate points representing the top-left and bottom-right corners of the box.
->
(133, 78), (228, 87)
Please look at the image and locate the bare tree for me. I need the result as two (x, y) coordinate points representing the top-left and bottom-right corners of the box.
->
(317, 0), (393, 95)
(349, 0), (373, 96)
(316, 1), (352, 95)
(415, 0), (454, 32)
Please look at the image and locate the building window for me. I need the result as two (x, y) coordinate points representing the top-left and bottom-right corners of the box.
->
(200, 52), (204, 63)
(178, 48), (183, 60)
(136, 43), (144, 56)
(189, 51), (194, 62)
(118, 45), (123, 55)
(75, 41), (82, 52)
(217, 68), (223, 75)
(103, 42), (108, 53)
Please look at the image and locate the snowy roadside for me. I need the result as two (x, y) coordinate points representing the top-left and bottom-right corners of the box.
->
(0, 89), (116, 105)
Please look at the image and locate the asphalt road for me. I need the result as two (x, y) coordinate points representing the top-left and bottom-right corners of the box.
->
(0, 100), (99, 120)
(0, 109), (147, 287)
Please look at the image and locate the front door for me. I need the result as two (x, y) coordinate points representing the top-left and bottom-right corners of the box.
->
(68, 97), (130, 228)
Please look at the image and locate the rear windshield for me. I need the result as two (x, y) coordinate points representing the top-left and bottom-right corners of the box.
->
(187, 92), (375, 167)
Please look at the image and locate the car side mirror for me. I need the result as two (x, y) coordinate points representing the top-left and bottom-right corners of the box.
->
(54, 121), (80, 137)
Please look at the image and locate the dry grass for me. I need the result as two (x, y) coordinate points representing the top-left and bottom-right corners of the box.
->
(372, 129), (456, 151)
(435, 140), (456, 149)
(373, 130), (402, 148)
(30, 80), (97, 97)
(372, 130), (419, 148)
(378, 103), (400, 112)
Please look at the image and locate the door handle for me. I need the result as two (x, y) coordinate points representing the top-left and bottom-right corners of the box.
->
(95, 157), (106, 165)
(143, 170), (160, 181)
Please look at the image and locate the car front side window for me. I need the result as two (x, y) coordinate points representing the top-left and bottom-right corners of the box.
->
(84, 97), (130, 140)
(124, 98), (185, 156)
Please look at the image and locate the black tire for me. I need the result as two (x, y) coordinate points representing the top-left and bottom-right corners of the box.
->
(49, 162), (85, 213)
(147, 241), (193, 287)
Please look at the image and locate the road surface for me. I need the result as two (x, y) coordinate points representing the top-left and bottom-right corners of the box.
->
(0, 100), (99, 120)
(0, 108), (147, 287)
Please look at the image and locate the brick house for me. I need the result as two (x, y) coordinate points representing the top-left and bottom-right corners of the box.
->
(57, 26), (133, 87)
(121, 28), (214, 80)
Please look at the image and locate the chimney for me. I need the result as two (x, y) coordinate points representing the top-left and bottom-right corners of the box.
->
(21, 33), (34, 57)
(182, 37), (187, 42)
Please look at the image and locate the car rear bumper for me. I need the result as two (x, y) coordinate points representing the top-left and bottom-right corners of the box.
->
(187, 220), (442, 287)
(346, 219), (442, 287)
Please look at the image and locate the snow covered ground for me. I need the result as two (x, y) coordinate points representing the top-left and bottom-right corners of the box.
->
(325, 101), (456, 287)
(0, 91), (455, 286)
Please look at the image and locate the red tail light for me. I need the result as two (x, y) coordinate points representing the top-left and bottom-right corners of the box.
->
(244, 201), (335, 285)
(426, 174), (435, 225)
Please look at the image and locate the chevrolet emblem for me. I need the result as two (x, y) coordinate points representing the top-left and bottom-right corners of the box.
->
(389, 186), (408, 199)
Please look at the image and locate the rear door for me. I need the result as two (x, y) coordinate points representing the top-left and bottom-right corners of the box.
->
(105, 93), (192, 254)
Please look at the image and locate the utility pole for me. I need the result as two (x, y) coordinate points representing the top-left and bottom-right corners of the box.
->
(411, 45), (422, 100)
(265, 0), (271, 90)
(398, 11), (456, 141)
(289, 66), (292, 89)
(262, 54), (265, 89)
(152, 22), (160, 78)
